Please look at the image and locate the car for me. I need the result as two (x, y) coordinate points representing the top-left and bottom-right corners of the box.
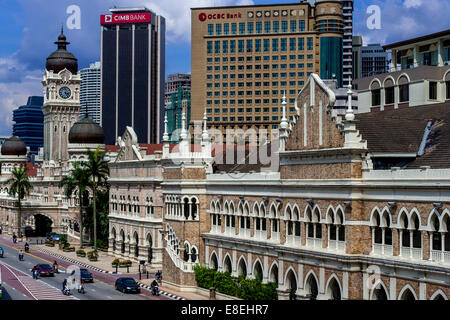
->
(51, 234), (61, 241)
(115, 277), (141, 294)
(33, 264), (55, 277)
(0, 247), (3, 258)
(80, 269), (94, 283)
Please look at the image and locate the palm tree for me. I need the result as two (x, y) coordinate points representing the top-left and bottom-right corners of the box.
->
(4, 165), (33, 238)
(84, 146), (109, 250)
(59, 162), (90, 248)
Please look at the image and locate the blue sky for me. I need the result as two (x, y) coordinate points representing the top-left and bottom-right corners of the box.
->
(0, 0), (449, 136)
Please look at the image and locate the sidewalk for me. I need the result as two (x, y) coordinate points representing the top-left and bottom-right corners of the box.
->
(138, 279), (210, 301)
(33, 243), (154, 275)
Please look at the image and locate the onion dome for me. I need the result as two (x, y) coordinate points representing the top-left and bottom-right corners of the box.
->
(45, 27), (78, 74)
(1, 136), (27, 156)
(68, 116), (105, 144)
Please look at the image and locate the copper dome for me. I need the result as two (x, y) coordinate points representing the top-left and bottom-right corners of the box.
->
(68, 117), (105, 144)
(1, 136), (27, 156)
(45, 28), (78, 74)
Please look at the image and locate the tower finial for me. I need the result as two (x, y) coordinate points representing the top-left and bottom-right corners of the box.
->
(280, 91), (288, 130)
(163, 111), (169, 142)
(345, 79), (355, 121)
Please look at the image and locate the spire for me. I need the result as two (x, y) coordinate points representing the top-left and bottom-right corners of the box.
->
(180, 108), (187, 140)
(345, 80), (355, 122)
(163, 112), (169, 142)
(202, 109), (209, 140)
(280, 91), (288, 130)
(55, 25), (70, 50)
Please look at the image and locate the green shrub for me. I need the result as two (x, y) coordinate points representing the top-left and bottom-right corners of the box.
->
(87, 250), (98, 260)
(193, 265), (277, 300)
(76, 249), (86, 255)
(112, 258), (120, 265)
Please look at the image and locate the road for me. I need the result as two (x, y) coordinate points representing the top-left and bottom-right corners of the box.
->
(0, 236), (170, 301)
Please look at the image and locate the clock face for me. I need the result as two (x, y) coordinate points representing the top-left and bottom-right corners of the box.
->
(59, 86), (71, 99)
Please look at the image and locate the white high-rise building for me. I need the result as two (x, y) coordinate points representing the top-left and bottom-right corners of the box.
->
(80, 61), (101, 123)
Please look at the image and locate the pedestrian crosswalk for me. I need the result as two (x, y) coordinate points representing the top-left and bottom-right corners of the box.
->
(17, 276), (77, 300)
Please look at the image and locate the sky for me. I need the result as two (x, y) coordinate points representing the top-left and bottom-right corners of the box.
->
(0, 0), (449, 136)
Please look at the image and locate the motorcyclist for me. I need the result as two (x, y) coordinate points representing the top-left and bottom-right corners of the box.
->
(151, 280), (159, 296)
(24, 242), (29, 252)
(78, 279), (85, 294)
(32, 266), (39, 279)
(53, 261), (59, 273)
(12, 233), (17, 243)
(62, 278), (69, 295)
(18, 249), (24, 261)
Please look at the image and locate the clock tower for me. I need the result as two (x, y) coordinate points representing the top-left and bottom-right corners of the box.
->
(42, 28), (81, 162)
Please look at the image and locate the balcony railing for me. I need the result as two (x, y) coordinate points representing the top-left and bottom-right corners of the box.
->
(329, 240), (346, 253)
(431, 250), (450, 264)
(307, 237), (323, 250)
(401, 246), (422, 260)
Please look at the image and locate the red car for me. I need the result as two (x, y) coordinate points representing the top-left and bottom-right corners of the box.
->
(33, 264), (55, 277)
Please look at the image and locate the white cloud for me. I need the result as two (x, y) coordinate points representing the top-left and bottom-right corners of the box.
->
(135, 0), (255, 43)
(403, 0), (423, 8)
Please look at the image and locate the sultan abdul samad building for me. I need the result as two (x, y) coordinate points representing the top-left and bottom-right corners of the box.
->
(0, 30), (107, 241)
(1, 28), (450, 301)
(108, 75), (450, 300)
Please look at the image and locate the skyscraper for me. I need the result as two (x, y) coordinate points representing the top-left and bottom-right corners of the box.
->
(341, 0), (353, 86)
(191, 1), (345, 138)
(12, 96), (44, 154)
(80, 61), (101, 124)
(360, 43), (389, 78)
(100, 7), (166, 145)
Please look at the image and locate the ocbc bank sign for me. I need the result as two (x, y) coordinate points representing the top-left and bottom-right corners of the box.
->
(198, 12), (242, 22)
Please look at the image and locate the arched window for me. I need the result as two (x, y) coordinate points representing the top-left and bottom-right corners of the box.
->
(270, 204), (280, 242)
(191, 247), (197, 263)
(306, 207), (322, 249)
(238, 258), (247, 278)
(223, 256), (232, 274)
(253, 261), (263, 281)
(269, 264), (278, 285)
(398, 75), (409, 102)
(430, 212), (450, 263)
(293, 207), (301, 241)
(210, 253), (218, 271)
(183, 198), (189, 219)
(327, 278), (341, 300)
(384, 78), (395, 105)
(305, 274), (318, 300)
(286, 207), (294, 244)
(371, 283), (388, 300)
(286, 270), (297, 300)
(371, 209), (393, 256)
(399, 287), (416, 300)
(400, 211), (422, 260)
(183, 242), (190, 262)
(371, 81), (381, 106)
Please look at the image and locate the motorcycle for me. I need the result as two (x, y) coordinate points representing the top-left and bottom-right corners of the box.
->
(62, 287), (71, 296)
(151, 285), (160, 296)
(78, 280), (85, 294)
(18, 253), (24, 261)
(24, 246), (29, 253)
